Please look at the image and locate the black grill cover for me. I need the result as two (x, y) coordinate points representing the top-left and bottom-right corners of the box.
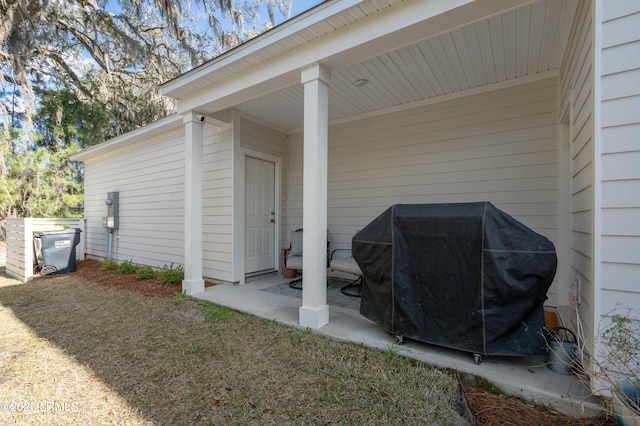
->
(352, 202), (557, 357)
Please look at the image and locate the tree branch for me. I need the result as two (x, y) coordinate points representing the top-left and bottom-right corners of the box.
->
(56, 19), (109, 72)
(39, 48), (94, 99)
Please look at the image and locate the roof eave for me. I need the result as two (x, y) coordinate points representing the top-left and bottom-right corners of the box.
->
(70, 114), (183, 162)
(159, 0), (363, 99)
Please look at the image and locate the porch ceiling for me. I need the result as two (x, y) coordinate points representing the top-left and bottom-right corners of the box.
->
(235, 0), (577, 131)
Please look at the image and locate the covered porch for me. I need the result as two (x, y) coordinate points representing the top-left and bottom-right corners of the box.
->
(194, 273), (601, 418)
(162, 0), (581, 329)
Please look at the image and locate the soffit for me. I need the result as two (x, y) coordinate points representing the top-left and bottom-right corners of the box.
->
(234, 0), (577, 130)
(161, 0), (402, 99)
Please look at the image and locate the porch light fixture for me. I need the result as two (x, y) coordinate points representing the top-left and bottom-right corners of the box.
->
(353, 78), (369, 88)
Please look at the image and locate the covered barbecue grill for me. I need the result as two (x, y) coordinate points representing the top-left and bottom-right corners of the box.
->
(352, 202), (557, 360)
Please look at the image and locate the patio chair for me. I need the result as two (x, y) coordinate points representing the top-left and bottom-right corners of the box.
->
(282, 229), (330, 290)
(282, 229), (304, 289)
(329, 247), (363, 298)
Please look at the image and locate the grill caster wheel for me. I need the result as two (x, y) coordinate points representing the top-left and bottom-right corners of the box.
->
(473, 354), (482, 365)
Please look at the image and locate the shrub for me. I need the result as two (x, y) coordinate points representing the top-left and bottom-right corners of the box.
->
(135, 267), (156, 281)
(100, 258), (118, 271)
(118, 259), (137, 274)
(158, 263), (184, 285)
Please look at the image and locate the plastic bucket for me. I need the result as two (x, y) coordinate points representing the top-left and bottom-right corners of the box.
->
(547, 327), (578, 375)
(613, 380), (640, 426)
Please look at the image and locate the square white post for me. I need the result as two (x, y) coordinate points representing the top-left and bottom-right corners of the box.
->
(299, 64), (331, 329)
(182, 112), (205, 295)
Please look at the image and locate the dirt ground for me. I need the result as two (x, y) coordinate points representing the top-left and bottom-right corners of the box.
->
(4, 258), (617, 425)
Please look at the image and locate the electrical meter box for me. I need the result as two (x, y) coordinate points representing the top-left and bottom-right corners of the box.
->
(105, 191), (119, 229)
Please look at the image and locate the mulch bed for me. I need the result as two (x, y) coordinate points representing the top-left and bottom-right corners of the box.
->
(66, 259), (182, 296)
(462, 385), (616, 425)
(36, 259), (617, 425)
(35, 259), (215, 297)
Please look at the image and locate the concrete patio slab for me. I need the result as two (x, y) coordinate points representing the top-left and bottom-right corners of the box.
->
(193, 274), (603, 418)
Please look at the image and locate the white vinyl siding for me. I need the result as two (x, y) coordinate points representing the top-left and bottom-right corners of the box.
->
(559, 0), (596, 332)
(83, 127), (185, 268)
(202, 125), (233, 282)
(240, 117), (288, 158)
(285, 77), (561, 304)
(599, 2), (640, 311)
(201, 117), (287, 283)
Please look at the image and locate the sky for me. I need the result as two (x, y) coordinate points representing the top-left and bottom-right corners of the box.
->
(0, 0), (326, 124)
(252, 0), (325, 29)
(290, 0), (325, 18)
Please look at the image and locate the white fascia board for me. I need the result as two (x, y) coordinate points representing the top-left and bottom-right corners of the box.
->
(160, 0), (363, 98)
(175, 0), (534, 115)
(70, 114), (183, 162)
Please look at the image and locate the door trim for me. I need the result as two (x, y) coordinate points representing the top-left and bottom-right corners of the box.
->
(244, 156), (276, 274)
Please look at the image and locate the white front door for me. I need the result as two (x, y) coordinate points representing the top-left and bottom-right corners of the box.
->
(245, 156), (275, 273)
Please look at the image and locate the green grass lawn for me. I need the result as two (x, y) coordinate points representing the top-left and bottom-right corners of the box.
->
(0, 270), (466, 425)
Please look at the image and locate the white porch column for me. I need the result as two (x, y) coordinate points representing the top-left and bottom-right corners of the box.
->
(299, 64), (331, 329)
(182, 112), (205, 295)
